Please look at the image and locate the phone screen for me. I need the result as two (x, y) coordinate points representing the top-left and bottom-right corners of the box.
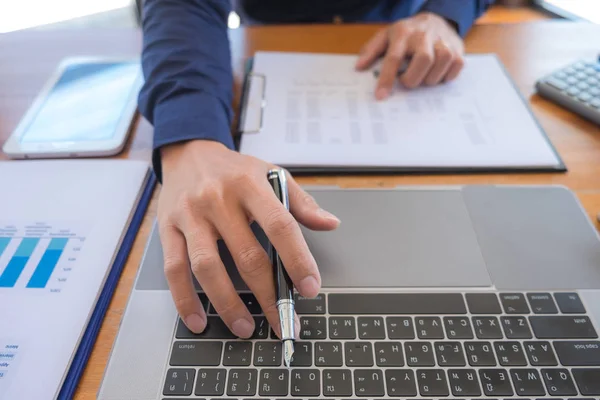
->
(20, 62), (140, 143)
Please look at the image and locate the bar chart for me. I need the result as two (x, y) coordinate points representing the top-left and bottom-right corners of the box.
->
(0, 223), (86, 291)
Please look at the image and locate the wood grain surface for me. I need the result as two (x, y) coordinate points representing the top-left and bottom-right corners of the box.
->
(0, 9), (598, 400)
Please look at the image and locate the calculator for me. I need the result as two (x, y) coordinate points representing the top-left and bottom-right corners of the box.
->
(536, 59), (600, 125)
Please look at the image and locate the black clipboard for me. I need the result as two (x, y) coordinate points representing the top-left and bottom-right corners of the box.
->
(236, 56), (567, 175)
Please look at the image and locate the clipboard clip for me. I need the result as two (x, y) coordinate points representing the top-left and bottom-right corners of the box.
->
(237, 72), (267, 135)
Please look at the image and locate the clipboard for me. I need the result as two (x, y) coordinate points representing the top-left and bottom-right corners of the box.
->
(56, 171), (157, 400)
(236, 54), (567, 175)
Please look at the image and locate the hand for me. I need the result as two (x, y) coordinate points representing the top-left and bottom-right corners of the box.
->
(158, 140), (340, 338)
(356, 12), (465, 99)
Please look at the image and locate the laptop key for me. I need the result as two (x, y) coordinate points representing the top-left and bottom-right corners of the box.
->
(251, 316), (269, 339)
(354, 369), (385, 396)
(253, 341), (282, 366)
(170, 341), (223, 366)
(417, 369), (449, 396)
(290, 369), (320, 397)
(345, 342), (374, 367)
(465, 341), (497, 366)
(328, 293), (467, 314)
(375, 342), (404, 366)
(494, 341), (527, 366)
(528, 293), (558, 314)
(502, 316), (533, 339)
(466, 293), (502, 314)
(387, 317), (415, 339)
(473, 316), (503, 339)
(479, 369), (514, 396)
(524, 341), (558, 366)
(510, 369), (546, 396)
(322, 369), (352, 396)
(554, 293), (586, 314)
(554, 341), (600, 366)
(541, 369), (577, 396)
(294, 293), (326, 314)
(444, 316), (474, 339)
(405, 341), (435, 367)
(300, 317), (326, 339)
(448, 369), (482, 396)
(357, 316), (386, 339)
(227, 369), (257, 396)
(329, 317), (356, 339)
(290, 342), (312, 367)
(572, 368), (600, 395)
(315, 341), (343, 367)
(195, 369), (226, 396)
(416, 316), (444, 339)
(163, 368), (195, 396)
(175, 317), (236, 339)
(500, 293), (531, 314)
(223, 341), (252, 366)
(259, 369), (289, 397)
(385, 369), (417, 396)
(530, 316), (598, 339)
(434, 341), (466, 366)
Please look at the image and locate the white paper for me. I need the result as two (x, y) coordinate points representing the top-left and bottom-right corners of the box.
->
(0, 160), (148, 400)
(240, 52), (561, 169)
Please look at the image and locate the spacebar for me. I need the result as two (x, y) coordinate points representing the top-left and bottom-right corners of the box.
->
(328, 293), (467, 314)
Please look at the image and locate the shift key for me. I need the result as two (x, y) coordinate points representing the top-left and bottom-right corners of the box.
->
(530, 316), (598, 339)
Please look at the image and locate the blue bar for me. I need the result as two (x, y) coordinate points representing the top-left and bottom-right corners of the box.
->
(0, 238), (40, 288)
(0, 238), (10, 257)
(27, 238), (67, 289)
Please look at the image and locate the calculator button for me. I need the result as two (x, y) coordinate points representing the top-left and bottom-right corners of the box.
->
(590, 87), (600, 96)
(578, 92), (593, 103)
(586, 67), (597, 75)
(566, 76), (578, 85)
(567, 87), (581, 96)
(545, 77), (568, 91)
(590, 98), (600, 108)
(554, 71), (568, 79)
(576, 72), (587, 80)
(587, 77), (598, 86)
(577, 81), (590, 90)
(564, 67), (577, 75)
(573, 62), (586, 70)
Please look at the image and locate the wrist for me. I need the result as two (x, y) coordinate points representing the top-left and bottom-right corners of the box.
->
(416, 11), (459, 32)
(161, 140), (228, 171)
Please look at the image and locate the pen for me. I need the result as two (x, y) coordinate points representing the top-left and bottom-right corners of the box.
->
(267, 168), (295, 368)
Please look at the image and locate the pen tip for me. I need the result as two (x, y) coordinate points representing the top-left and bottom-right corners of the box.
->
(283, 340), (294, 368)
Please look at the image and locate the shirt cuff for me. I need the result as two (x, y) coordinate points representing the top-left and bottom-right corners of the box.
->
(151, 91), (234, 182)
(419, 0), (477, 37)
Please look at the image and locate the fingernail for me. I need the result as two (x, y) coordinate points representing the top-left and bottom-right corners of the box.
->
(184, 313), (206, 333)
(232, 318), (255, 338)
(317, 208), (341, 224)
(375, 87), (389, 100)
(299, 276), (320, 297)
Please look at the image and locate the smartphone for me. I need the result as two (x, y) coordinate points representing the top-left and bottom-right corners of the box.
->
(2, 57), (143, 159)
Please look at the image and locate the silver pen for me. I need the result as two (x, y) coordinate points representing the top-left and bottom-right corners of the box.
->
(267, 169), (295, 368)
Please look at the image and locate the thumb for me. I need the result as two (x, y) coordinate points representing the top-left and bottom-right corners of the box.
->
(356, 29), (388, 71)
(287, 175), (340, 231)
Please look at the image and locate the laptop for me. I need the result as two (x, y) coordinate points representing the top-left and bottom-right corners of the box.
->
(99, 185), (600, 399)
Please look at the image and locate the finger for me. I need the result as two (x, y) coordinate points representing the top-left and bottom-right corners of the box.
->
(400, 33), (435, 89)
(244, 179), (321, 298)
(356, 29), (388, 71)
(443, 55), (465, 82)
(375, 35), (409, 100)
(287, 174), (340, 231)
(212, 207), (283, 338)
(182, 221), (255, 338)
(160, 223), (207, 333)
(424, 41), (454, 86)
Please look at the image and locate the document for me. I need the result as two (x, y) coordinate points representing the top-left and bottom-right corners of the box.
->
(239, 52), (562, 171)
(0, 160), (149, 400)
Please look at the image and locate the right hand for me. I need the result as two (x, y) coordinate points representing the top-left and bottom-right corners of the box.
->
(158, 140), (341, 338)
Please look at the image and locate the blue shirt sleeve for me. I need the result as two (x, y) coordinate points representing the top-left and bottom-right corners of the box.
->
(138, 0), (234, 181)
(420, 0), (496, 37)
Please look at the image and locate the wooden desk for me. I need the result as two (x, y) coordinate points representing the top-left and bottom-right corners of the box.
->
(0, 21), (599, 400)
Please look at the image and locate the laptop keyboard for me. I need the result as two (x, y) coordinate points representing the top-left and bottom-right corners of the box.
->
(162, 291), (600, 398)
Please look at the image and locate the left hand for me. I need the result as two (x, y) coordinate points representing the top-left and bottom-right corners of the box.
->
(356, 12), (465, 99)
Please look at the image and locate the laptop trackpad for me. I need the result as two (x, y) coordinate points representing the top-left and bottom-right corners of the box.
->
(302, 189), (492, 288)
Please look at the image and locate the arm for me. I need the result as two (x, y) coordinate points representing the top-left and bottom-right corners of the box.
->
(420, 0), (497, 36)
(138, 0), (234, 181)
